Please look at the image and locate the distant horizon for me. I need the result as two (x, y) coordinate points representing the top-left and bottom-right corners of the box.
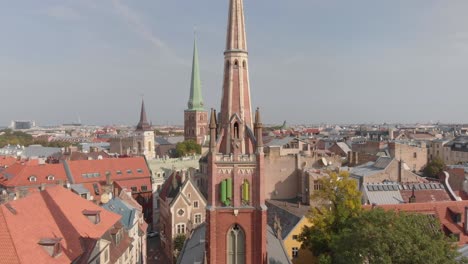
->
(3, 120), (468, 129)
(1, 1), (468, 125)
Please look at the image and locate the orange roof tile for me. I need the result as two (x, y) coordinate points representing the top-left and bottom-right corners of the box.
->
(67, 157), (150, 184)
(0, 157), (18, 168)
(0, 162), (68, 189)
(0, 208), (20, 264)
(0, 186), (121, 263)
(115, 178), (152, 193)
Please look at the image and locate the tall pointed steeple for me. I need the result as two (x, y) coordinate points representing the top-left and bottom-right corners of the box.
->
(219, 0), (253, 154)
(205, 1), (267, 264)
(136, 99), (151, 131)
(226, 0), (248, 51)
(187, 35), (204, 111)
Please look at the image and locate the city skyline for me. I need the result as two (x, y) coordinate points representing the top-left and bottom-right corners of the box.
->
(1, 0), (468, 126)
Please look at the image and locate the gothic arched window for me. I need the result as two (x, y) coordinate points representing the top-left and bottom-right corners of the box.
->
(242, 60), (246, 68)
(227, 224), (245, 264)
(234, 60), (239, 69)
(234, 122), (240, 139)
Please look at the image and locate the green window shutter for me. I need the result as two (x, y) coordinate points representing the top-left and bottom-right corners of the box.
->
(226, 178), (232, 199)
(221, 180), (227, 205)
(242, 180), (250, 203)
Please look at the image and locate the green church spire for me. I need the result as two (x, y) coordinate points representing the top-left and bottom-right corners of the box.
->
(187, 35), (204, 111)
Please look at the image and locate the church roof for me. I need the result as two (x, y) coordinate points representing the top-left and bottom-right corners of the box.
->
(136, 100), (152, 131)
(187, 36), (204, 111)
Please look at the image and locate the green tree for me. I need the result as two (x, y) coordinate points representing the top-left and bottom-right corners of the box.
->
(173, 234), (186, 262)
(424, 157), (445, 178)
(298, 171), (361, 261)
(299, 170), (465, 264)
(175, 140), (201, 157)
(331, 208), (465, 264)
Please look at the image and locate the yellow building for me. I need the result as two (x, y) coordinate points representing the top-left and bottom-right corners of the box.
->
(266, 200), (315, 264)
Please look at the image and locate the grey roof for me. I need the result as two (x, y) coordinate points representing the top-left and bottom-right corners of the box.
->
(155, 136), (185, 145)
(177, 223), (206, 264)
(336, 142), (351, 154)
(458, 244), (468, 260)
(373, 157), (393, 169)
(267, 225), (293, 264)
(350, 157), (393, 178)
(155, 137), (172, 145)
(70, 184), (90, 195)
(265, 136), (295, 147)
(266, 199), (308, 239)
(22, 145), (61, 158)
(363, 183), (404, 205)
(177, 224), (292, 264)
(102, 198), (136, 230)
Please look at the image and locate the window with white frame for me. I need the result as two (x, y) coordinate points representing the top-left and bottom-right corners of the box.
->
(176, 224), (185, 234)
(194, 214), (202, 224)
(292, 247), (299, 258)
(193, 201), (199, 208)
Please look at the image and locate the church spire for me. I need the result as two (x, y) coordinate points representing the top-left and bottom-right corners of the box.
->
(136, 99), (151, 131)
(187, 34), (204, 111)
(226, 0), (247, 51)
(219, 0), (253, 154)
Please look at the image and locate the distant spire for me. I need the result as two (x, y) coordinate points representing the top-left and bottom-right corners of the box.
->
(136, 99), (151, 131)
(187, 33), (204, 111)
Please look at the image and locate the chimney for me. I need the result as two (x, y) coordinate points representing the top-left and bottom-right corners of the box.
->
(352, 152), (359, 166)
(105, 171), (112, 186)
(465, 207), (468, 235)
(297, 201), (301, 208)
(398, 160), (402, 183)
(409, 185), (416, 203)
(40, 183), (46, 191)
(181, 170), (187, 183)
(347, 151), (353, 166)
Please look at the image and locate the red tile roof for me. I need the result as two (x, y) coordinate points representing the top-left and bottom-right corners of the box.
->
(0, 186), (121, 263)
(0, 208), (20, 264)
(159, 172), (182, 202)
(0, 162), (68, 189)
(0, 157), (18, 168)
(67, 157), (150, 184)
(400, 189), (452, 203)
(365, 200), (468, 246)
(115, 178), (152, 193)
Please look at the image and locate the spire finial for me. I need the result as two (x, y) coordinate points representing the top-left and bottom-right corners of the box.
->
(255, 107), (262, 127)
(209, 109), (217, 129)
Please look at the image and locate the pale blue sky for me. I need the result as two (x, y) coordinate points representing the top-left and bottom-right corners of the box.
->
(1, 0), (468, 126)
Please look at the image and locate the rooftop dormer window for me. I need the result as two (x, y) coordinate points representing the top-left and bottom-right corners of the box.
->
(29, 176), (37, 182)
(82, 210), (101, 224)
(116, 170), (122, 175)
(46, 175), (54, 181)
(137, 169), (143, 173)
(127, 169), (132, 174)
(38, 238), (62, 257)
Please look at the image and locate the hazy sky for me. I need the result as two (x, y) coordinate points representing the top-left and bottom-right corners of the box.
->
(1, 0), (468, 126)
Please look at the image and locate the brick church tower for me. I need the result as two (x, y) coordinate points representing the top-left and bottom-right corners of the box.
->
(205, 0), (267, 263)
(184, 36), (208, 145)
